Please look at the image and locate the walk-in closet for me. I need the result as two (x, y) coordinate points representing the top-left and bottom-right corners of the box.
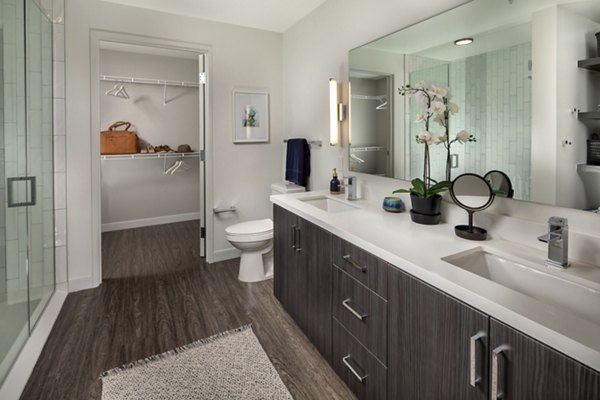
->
(98, 42), (205, 279)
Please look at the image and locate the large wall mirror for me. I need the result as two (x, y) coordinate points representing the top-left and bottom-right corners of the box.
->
(348, 0), (600, 213)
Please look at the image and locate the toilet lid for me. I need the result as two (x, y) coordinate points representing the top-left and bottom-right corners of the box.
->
(226, 219), (273, 236)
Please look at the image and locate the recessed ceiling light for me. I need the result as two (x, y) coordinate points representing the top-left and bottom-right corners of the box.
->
(454, 38), (474, 46)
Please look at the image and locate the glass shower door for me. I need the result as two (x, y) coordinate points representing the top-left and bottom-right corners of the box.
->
(0, 0), (32, 383)
(0, 0), (55, 385)
(25, 0), (54, 329)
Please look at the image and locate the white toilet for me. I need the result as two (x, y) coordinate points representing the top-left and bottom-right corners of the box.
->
(226, 182), (305, 282)
(577, 164), (600, 211)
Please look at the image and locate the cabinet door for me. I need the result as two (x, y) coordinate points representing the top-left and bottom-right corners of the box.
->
(300, 218), (332, 362)
(273, 205), (298, 314)
(388, 267), (488, 400)
(490, 319), (600, 400)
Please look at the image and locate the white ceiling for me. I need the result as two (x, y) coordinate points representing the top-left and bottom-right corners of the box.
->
(100, 0), (327, 32)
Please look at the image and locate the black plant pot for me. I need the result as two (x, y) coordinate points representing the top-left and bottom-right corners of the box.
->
(409, 194), (442, 225)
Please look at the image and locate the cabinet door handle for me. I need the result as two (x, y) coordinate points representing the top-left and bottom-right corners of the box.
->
(469, 331), (485, 387)
(290, 225), (297, 249)
(342, 254), (367, 272)
(342, 355), (368, 383)
(294, 226), (302, 252)
(491, 345), (509, 400)
(342, 298), (367, 321)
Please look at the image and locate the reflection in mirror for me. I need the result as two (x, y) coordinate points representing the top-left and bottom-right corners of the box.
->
(451, 173), (494, 210)
(484, 170), (514, 198)
(450, 173), (495, 241)
(348, 0), (600, 212)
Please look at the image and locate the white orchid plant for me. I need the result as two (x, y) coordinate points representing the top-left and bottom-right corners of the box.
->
(394, 81), (476, 199)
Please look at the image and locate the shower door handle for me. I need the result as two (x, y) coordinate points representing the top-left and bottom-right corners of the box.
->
(7, 176), (37, 207)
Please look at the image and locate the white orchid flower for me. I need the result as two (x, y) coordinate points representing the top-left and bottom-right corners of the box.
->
(433, 113), (445, 126)
(415, 113), (425, 123)
(418, 131), (434, 145)
(448, 102), (459, 114)
(430, 100), (446, 115)
(434, 134), (448, 144)
(415, 91), (429, 105)
(430, 84), (448, 99)
(455, 130), (471, 143)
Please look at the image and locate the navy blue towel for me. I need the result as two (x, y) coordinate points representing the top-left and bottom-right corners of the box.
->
(285, 138), (311, 187)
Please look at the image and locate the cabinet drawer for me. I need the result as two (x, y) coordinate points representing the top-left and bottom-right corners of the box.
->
(332, 266), (387, 364)
(332, 319), (387, 400)
(333, 237), (388, 299)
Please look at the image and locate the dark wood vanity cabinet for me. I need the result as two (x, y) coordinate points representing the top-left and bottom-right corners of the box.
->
(388, 267), (488, 400)
(273, 204), (332, 362)
(490, 319), (600, 400)
(273, 206), (600, 400)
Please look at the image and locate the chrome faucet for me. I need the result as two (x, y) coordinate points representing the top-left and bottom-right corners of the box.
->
(537, 217), (569, 268)
(341, 176), (358, 200)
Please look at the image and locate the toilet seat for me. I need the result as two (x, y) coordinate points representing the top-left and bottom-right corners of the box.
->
(225, 219), (273, 236)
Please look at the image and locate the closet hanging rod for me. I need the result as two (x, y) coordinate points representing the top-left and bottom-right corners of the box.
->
(283, 139), (323, 147)
(99, 75), (200, 88)
(351, 94), (387, 101)
(100, 151), (201, 161)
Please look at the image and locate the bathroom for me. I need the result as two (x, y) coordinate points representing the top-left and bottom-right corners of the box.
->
(1, 0), (600, 398)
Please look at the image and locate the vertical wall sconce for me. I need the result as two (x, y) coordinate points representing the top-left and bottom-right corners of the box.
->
(329, 78), (345, 146)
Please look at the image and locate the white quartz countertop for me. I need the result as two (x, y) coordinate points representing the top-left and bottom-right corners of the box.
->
(271, 190), (600, 372)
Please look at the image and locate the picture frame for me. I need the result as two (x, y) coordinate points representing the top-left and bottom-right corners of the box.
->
(233, 90), (270, 143)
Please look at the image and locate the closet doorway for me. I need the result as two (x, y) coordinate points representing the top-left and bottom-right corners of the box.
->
(95, 40), (207, 281)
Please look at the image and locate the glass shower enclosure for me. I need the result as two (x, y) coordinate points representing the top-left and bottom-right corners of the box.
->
(0, 0), (55, 384)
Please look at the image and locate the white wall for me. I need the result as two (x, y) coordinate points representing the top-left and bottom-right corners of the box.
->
(65, 0), (283, 290)
(99, 50), (200, 229)
(282, 0), (469, 191)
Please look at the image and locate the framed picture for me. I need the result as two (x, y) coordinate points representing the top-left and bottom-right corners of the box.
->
(233, 90), (269, 143)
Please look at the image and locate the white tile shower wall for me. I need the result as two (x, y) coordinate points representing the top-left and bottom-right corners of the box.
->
(3, 0), (28, 300)
(52, 15), (66, 286)
(460, 43), (532, 200)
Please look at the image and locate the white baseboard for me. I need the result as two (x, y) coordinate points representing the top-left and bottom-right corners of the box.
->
(0, 290), (67, 400)
(68, 275), (98, 293)
(212, 247), (241, 263)
(101, 212), (201, 232)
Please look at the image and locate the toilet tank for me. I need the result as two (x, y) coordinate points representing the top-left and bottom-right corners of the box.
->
(577, 164), (600, 209)
(271, 182), (306, 195)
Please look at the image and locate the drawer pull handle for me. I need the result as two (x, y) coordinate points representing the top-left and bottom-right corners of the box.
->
(469, 331), (485, 387)
(342, 355), (368, 383)
(290, 225), (296, 249)
(342, 254), (367, 273)
(342, 298), (367, 321)
(491, 345), (509, 400)
(294, 226), (302, 252)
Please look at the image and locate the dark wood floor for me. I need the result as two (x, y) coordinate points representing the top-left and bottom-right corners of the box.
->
(21, 221), (355, 399)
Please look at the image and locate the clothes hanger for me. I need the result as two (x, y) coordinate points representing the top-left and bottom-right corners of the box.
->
(115, 84), (129, 99)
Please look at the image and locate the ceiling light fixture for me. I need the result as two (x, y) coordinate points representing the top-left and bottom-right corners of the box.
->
(454, 38), (474, 46)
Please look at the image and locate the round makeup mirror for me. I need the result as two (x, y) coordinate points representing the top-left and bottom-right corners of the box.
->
(484, 170), (514, 198)
(449, 173), (495, 240)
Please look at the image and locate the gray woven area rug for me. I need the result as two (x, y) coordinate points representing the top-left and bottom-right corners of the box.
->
(101, 325), (293, 400)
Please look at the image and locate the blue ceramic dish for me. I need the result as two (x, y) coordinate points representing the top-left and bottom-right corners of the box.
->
(383, 196), (406, 213)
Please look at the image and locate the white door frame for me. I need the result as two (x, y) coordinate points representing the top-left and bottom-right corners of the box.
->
(90, 30), (214, 287)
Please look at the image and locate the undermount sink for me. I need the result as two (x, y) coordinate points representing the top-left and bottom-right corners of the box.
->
(300, 195), (360, 213)
(442, 248), (600, 325)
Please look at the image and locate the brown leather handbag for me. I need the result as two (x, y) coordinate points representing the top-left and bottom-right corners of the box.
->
(100, 121), (138, 155)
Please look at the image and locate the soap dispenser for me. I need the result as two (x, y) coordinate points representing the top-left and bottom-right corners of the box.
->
(330, 168), (341, 194)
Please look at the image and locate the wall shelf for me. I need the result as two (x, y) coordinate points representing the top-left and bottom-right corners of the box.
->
(577, 57), (600, 72)
(577, 111), (600, 120)
(101, 152), (201, 160)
